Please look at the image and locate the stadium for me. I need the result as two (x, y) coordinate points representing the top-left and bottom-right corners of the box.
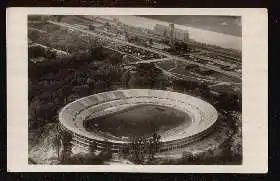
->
(59, 89), (218, 154)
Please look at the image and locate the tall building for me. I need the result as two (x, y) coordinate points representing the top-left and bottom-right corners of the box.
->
(184, 32), (189, 41)
(153, 24), (168, 38)
(175, 29), (190, 42)
(168, 23), (175, 46)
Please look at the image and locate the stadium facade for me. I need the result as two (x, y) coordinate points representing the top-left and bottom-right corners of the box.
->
(59, 89), (218, 153)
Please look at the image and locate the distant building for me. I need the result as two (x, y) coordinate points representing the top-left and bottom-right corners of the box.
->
(175, 29), (190, 42)
(153, 24), (190, 43)
(153, 24), (169, 38)
(168, 24), (175, 46)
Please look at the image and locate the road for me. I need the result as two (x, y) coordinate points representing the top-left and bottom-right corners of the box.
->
(48, 20), (241, 80)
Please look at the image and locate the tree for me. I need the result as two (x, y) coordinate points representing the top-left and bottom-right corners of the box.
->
(128, 132), (161, 164)
(45, 48), (56, 59)
(89, 141), (97, 153)
(199, 82), (211, 100)
(50, 124), (63, 161)
(29, 46), (46, 58)
(82, 36), (103, 59)
(99, 143), (113, 161)
(121, 145), (130, 156)
(130, 63), (162, 89)
(52, 134), (62, 160)
(217, 92), (241, 111)
(120, 70), (130, 88)
(172, 79), (199, 93)
(182, 151), (194, 162)
(149, 38), (153, 45)
(129, 136), (148, 164)
(61, 131), (73, 163)
(147, 132), (161, 160)
(105, 54), (123, 65)
(29, 97), (41, 129)
(230, 134), (242, 159)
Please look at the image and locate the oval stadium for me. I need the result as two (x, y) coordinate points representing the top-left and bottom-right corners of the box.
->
(59, 89), (218, 153)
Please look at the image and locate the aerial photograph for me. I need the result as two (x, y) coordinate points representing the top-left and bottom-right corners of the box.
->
(28, 15), (242, 165)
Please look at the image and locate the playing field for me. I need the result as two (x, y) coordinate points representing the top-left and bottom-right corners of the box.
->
(84, 104), (191, 138)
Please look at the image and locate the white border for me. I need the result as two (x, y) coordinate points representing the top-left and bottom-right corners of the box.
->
(7, 8), (268, 173)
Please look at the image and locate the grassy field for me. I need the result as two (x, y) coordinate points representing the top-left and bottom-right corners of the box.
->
(85, 104), (191, 138)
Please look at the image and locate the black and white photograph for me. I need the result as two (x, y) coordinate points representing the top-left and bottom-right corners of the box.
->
(27, 14), (242, 165)
(7, 8), (267, 172)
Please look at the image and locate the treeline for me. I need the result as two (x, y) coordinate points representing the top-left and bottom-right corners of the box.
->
(29, 53), (93, 80)
(51, 125), (162, 165)
(180, 113), (241, 165)
(170, 78), (241, 164)
(28, 26), (97, 54)
(127, 63), (170, 90)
